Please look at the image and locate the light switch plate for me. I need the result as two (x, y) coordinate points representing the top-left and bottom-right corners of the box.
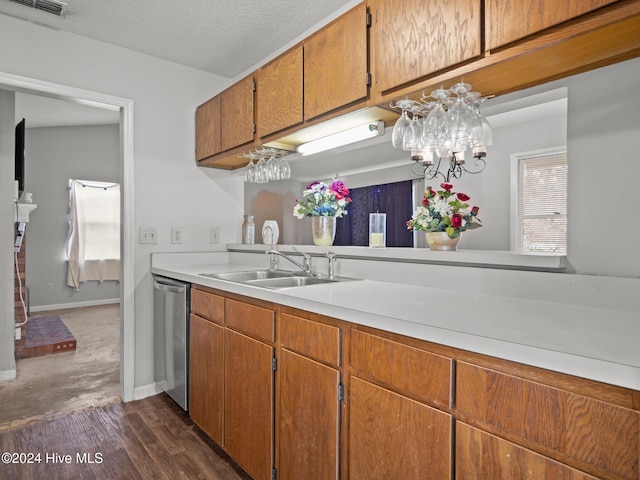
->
(139, 226), (158, 244)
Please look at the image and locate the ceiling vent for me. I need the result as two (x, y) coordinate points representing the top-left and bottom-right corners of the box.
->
(6, 0), (69, 16)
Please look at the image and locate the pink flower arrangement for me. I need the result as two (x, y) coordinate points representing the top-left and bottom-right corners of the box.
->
(293, 180), (352, 218)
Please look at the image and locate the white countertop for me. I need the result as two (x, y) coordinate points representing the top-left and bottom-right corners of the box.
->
(152, 257), (640, 391)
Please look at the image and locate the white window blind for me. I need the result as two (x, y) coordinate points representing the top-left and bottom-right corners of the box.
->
(515, 151), (567, 253)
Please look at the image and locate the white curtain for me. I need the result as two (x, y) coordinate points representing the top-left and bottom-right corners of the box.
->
(66, 179), (121, 288)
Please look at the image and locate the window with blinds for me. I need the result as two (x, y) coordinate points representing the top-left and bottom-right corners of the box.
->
(513, 149), (567, 253)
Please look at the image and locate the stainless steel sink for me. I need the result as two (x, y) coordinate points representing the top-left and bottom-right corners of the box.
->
(245, 276), (340, 289)
(200, 270), (295, 282)
(200, 269), (359, 289)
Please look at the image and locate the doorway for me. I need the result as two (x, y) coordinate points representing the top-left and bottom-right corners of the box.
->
(0, 71), (135, 404)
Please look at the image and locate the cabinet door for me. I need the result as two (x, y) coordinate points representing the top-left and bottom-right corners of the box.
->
(456, 422), (600, 479)
(486, 0), (618, 50)
(195, 96), (221, 161)
(349, 376), (452, 480)
(224, 329), (273, 480)
(304, 2), (368, 120)
(220, 75), (254, 152)
(189, 314), (224, 445)
(256, 46), (303, 138)
(278, 349), (340, 480)
(456, 362), (640, 480)
(372, 0), (481, 93)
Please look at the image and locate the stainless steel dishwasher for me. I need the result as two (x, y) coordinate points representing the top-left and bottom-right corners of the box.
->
(153, 275), (190, 410)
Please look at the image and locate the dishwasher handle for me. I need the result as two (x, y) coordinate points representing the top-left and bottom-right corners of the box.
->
(154, 280), (185, 294)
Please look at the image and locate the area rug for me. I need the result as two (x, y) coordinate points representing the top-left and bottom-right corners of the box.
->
(25, 315), (77, 358)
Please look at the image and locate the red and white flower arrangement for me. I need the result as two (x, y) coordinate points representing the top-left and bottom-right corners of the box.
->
(407, 183), (482, 238)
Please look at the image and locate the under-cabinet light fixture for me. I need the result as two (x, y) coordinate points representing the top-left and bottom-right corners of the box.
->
(296, 121), (384, 156)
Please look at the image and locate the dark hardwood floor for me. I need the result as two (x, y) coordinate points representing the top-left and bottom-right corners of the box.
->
(0, 393), (251, 480)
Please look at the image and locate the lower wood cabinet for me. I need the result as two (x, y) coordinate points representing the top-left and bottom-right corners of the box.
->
(278, 349), (340, 480)
(188, 287), (639, 480)
(456, 422), (600, 480)
(224, 329), (274, 480)
(349, 376), (452, 479)
(189, 313), (224, 445)
(456, 361), (640, 480)
(189, 288), (274, 480)
(277, 312), (343, 480)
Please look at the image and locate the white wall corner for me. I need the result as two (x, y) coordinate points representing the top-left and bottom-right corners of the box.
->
(0, 369), (17, 383)
(133, 382), (165, 401)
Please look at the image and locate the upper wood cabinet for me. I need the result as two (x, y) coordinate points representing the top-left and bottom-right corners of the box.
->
(219, 75), (255, 152)
(485, 0), (619, 50)
(195, 96), (221, 161)
(255, 46), (303, 139)
(371, 0), (481, 94)
(304, 2), (369, 121)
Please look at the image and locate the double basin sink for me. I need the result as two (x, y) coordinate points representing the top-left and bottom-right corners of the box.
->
(200, 269), (359, 290)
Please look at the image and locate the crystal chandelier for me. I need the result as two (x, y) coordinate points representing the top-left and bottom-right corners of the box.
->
(390, 82), (493, 182)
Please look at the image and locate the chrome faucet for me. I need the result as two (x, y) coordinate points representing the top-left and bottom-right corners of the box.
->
(266, 248), (313, 275)
(325, 252), (336, 279)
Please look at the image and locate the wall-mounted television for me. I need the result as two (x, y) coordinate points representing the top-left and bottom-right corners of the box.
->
(15, 118), (25, 197)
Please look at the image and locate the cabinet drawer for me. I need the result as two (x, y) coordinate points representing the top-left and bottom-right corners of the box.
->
(191, 288), (224, 324)
(456, 362), (640, 480)
(351, 329), (452, 408)
(456, 422), (599, 479)
(280, 313), (341, 367)
(225, 298), (275, 343)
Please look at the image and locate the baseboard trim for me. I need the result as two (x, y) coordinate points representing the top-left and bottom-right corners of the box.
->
(133, 382), (164, 401)
(0, 369), (17, 382)
(30, 298), (120, 313)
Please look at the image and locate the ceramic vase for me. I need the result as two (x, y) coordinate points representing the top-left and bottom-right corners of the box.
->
(425, 231), (461, 251)
(262, 220), (279, 245)
(312, 216), (336, 246)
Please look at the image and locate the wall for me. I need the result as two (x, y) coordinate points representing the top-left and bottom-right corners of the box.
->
(0, 89), (16, 379)
(567, 57), (640, 277)
(0, 14), (244, 391)
(24, 124), (120, 310)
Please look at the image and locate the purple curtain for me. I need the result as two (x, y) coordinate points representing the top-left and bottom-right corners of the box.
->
(335, 180), (413, 247)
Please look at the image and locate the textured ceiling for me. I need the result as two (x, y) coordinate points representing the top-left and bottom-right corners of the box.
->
(0, 0), (353, 78)
(2, 0), (353, 128)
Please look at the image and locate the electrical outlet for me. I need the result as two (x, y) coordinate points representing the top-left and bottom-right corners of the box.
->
(139, 226), (158, 244)
(210, 227), (220, 244)
(171, 227), (183, 244)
